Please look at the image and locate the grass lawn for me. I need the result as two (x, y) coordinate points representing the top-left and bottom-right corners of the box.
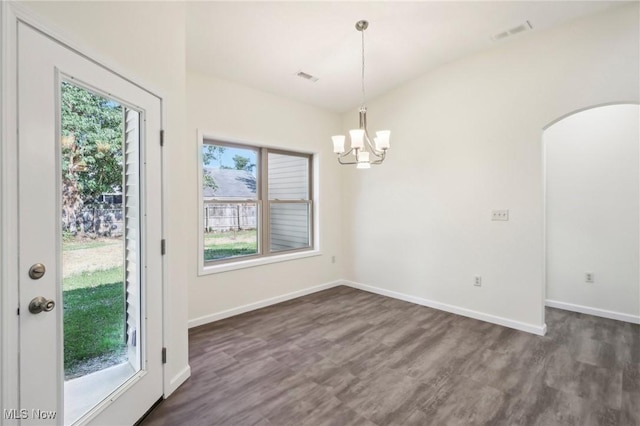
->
(62, 239), (115, 251)
(204, 229), (258, 261)
(63, 266), (124, 291)
(63, 266), (125, 376)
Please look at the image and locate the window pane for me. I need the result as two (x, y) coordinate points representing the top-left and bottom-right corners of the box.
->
(270, 203), (310, 252)
(202, 144), (257, 200)
(268, 152), (309, 200)
(203, 143), (259, 262)
(204, 202), (258, 261)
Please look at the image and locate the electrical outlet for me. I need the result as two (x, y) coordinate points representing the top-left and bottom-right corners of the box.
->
(331, 255), (336, 264)
(491, 209), (509, 221)
(474, 276), (482, 287)
(585, 272), (594, 283)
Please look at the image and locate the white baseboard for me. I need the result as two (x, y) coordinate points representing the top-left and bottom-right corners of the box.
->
(188, 280), (343, 328)
(165, 365), (191, 397)
(186, 278), (549, 336)
(546, 299), (640, 324)
(344, 280), (547, 336)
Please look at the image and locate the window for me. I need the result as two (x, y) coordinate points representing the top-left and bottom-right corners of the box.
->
(201, 140), (313, 267)
(268, 151), (312, 252)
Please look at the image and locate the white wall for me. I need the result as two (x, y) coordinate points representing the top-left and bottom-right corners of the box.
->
(545, 104), (640, 321)
(187, 71), (344, 325)
(11, 0), (190, 395)
(342, 4), (640, 332)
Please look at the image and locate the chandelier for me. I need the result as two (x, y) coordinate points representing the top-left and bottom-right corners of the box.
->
(332, 20), (390, 169)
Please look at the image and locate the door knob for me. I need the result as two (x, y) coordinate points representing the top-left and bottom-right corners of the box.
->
(28, 296), (55, 314)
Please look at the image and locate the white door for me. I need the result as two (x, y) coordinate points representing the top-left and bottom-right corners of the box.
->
(18, 22), (163, 425)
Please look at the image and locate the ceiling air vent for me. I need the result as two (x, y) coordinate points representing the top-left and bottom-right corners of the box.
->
(491, 21), (532, 41)
(296, 71), (319, 82)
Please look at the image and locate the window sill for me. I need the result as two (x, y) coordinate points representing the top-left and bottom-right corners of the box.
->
(199, 249), (322, 275)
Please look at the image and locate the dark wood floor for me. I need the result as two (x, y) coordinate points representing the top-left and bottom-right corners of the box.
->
(142, 286), (640, 425)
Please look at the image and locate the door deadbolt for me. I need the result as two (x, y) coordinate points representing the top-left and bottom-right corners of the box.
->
(29, 296), (55, 314)
(29, 263), (46, 280)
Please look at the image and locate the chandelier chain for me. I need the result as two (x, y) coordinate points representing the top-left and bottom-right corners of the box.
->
(361, 27), (366, 108)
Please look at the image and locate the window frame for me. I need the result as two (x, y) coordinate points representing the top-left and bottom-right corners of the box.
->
(198, 132), (319, 275)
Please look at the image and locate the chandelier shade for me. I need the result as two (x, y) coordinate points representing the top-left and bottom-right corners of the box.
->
(333, 20), (390, 168)
(332, 135), (346, 153)
(349, 129), (365, 149)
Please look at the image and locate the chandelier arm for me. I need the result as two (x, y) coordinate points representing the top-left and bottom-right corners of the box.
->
(337, 155), (359, 165)
(337, 147), (356, 160)
(370, 155), (386, 165)
(371, 147), (387, 157)
(369, 151), (384, 160)
(363, 131), (385, 159)
(363, 129), (372, 145)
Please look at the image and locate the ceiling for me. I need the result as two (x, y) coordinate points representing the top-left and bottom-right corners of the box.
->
(187, 1), (622, 113)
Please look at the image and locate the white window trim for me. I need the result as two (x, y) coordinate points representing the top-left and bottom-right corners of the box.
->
(202, 249), (322, 275)
(197, 130), (321, 276)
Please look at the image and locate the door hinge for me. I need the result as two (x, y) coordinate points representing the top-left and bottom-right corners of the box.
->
(160, 129), (165, 146)
(17, 307), (20, 315)
(161, 239), (166, 255)
(162, 347), (167, 364)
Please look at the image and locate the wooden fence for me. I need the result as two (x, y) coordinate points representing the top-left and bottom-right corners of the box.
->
(204, 203), (257, 232)
(63, 207), (124, 237)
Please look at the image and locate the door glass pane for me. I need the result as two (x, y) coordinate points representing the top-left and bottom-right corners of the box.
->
(202, 143), (258, 262)
(61, 81), (140, 424)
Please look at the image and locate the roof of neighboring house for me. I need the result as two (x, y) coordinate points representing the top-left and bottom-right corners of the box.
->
(203, 168), (256, 200)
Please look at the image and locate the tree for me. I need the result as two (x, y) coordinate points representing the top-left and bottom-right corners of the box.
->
(202, 145), (226, 190)
(60, 82), (125, 234)
(202, 145), (226, 167)
(61, 82), (123, 204)
(61, 134), (85, 233)
(232, 154), (255, 171)
(202, 171), (217, 191)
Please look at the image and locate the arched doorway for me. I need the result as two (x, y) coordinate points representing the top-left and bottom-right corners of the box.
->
(543, 103), (640, 324)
